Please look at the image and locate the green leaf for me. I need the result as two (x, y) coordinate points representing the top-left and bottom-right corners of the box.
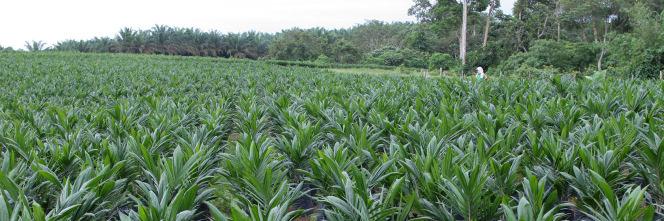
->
(204, 201), (228, 221)
(32, 202), (45, 221)
(53, 204), (81, 220)
(0, 194), (9, 221)
(396, 194), (416, 221)
(36, 170), (62, 189)
(589, 170), (616, 208)
(501, 204), (517, 221)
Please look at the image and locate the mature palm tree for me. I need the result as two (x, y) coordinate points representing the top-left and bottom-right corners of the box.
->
(116, 28), (149, 53)
(150, 25), (172, 54)
(89, 37), (116, 52)
(25, 40), (47, 52)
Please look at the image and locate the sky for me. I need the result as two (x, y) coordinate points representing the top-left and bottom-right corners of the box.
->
(0, 0), (517, 49)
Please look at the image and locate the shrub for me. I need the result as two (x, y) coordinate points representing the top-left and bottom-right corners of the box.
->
(380, 50), (405, 66)
(315, 54), (332, 64)
(513, 64), (561, 78)
(364, 47), (428, 68)
(495, 40), (597, 77)
(402, 50), (428, 69)
(632, 47), (664, 79)
(330, 40), (363, 64)
(428, 53), (455, 70)
(527, 40), (597, 71)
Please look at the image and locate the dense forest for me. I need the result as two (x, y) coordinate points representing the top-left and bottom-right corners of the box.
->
(2, 0), (663, 78)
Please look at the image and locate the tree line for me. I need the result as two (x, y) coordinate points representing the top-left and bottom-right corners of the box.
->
(3, 0), (663, 78)
(5, 21), (421, 67)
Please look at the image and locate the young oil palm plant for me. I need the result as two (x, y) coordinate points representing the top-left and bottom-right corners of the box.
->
(576, 170), (655, 221)
(632, 132), (664, 205)
(319, 171), (412, 221)
(303, 143), (360, 195)
(274, 120), (323, 175)
(439, 163), (500, 221)
(218, 134), (306, 220)
(121, 175), (201, 221)
(501, 174), (565, 221)
(209, 181), (305, 221)
(0, 194), (45, 221)
(123, 150), (216, 220)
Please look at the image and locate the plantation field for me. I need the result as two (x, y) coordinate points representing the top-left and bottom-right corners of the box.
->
(1, 52), (663, 220)
(326, 68), (427, 77)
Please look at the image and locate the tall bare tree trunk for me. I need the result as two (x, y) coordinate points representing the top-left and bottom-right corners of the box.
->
(581, 31), (587, 42)
(556, 0), (561, 41)
(598, 19), (609, 71)
(557, 22), (561, 41)
(538, 16), (549, 39)
(482, 0), (496, 48)
(592, 23), (599, 42)
(460, 0), (468, 75)
(597, 44), (605, 71)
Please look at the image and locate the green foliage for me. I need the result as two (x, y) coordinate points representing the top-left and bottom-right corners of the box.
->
(24, 41), (47, 52)
(428, 53), (455, 70)
(405, 28), (433, 52)
(404, 51), (428, 69)
(585, 70), (608, 81)
(348, 20), (413, 52)
(495, 54), (562, 77)
(527, 40), (598, 71)
(576, 171), (655, 221)
(632, 47), (664, 79)
(365, 47), (428, 68)
(0, 45), (13, 52)
(45, 21), (415, 66)
(605, 34), (648, 76)
(466, 44), (511, 72)
(54, 38), (115, 53)
(329, 40), (363, 64)
(266, 59), (394, 70)
(603, 3), (664, 78)
(370, 47), (404, 66)
(0, 52), (663, 221)
(269, 28), (324, 61)
(314, 54), (332, 64)
(495, 40), (599, 76)
(502, 174), (565, 221)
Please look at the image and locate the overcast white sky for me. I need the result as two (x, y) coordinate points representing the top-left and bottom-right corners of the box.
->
(0, 0), (516, 49)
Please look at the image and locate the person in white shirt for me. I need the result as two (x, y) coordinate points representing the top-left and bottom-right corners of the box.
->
(476, 67), (487, 80)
